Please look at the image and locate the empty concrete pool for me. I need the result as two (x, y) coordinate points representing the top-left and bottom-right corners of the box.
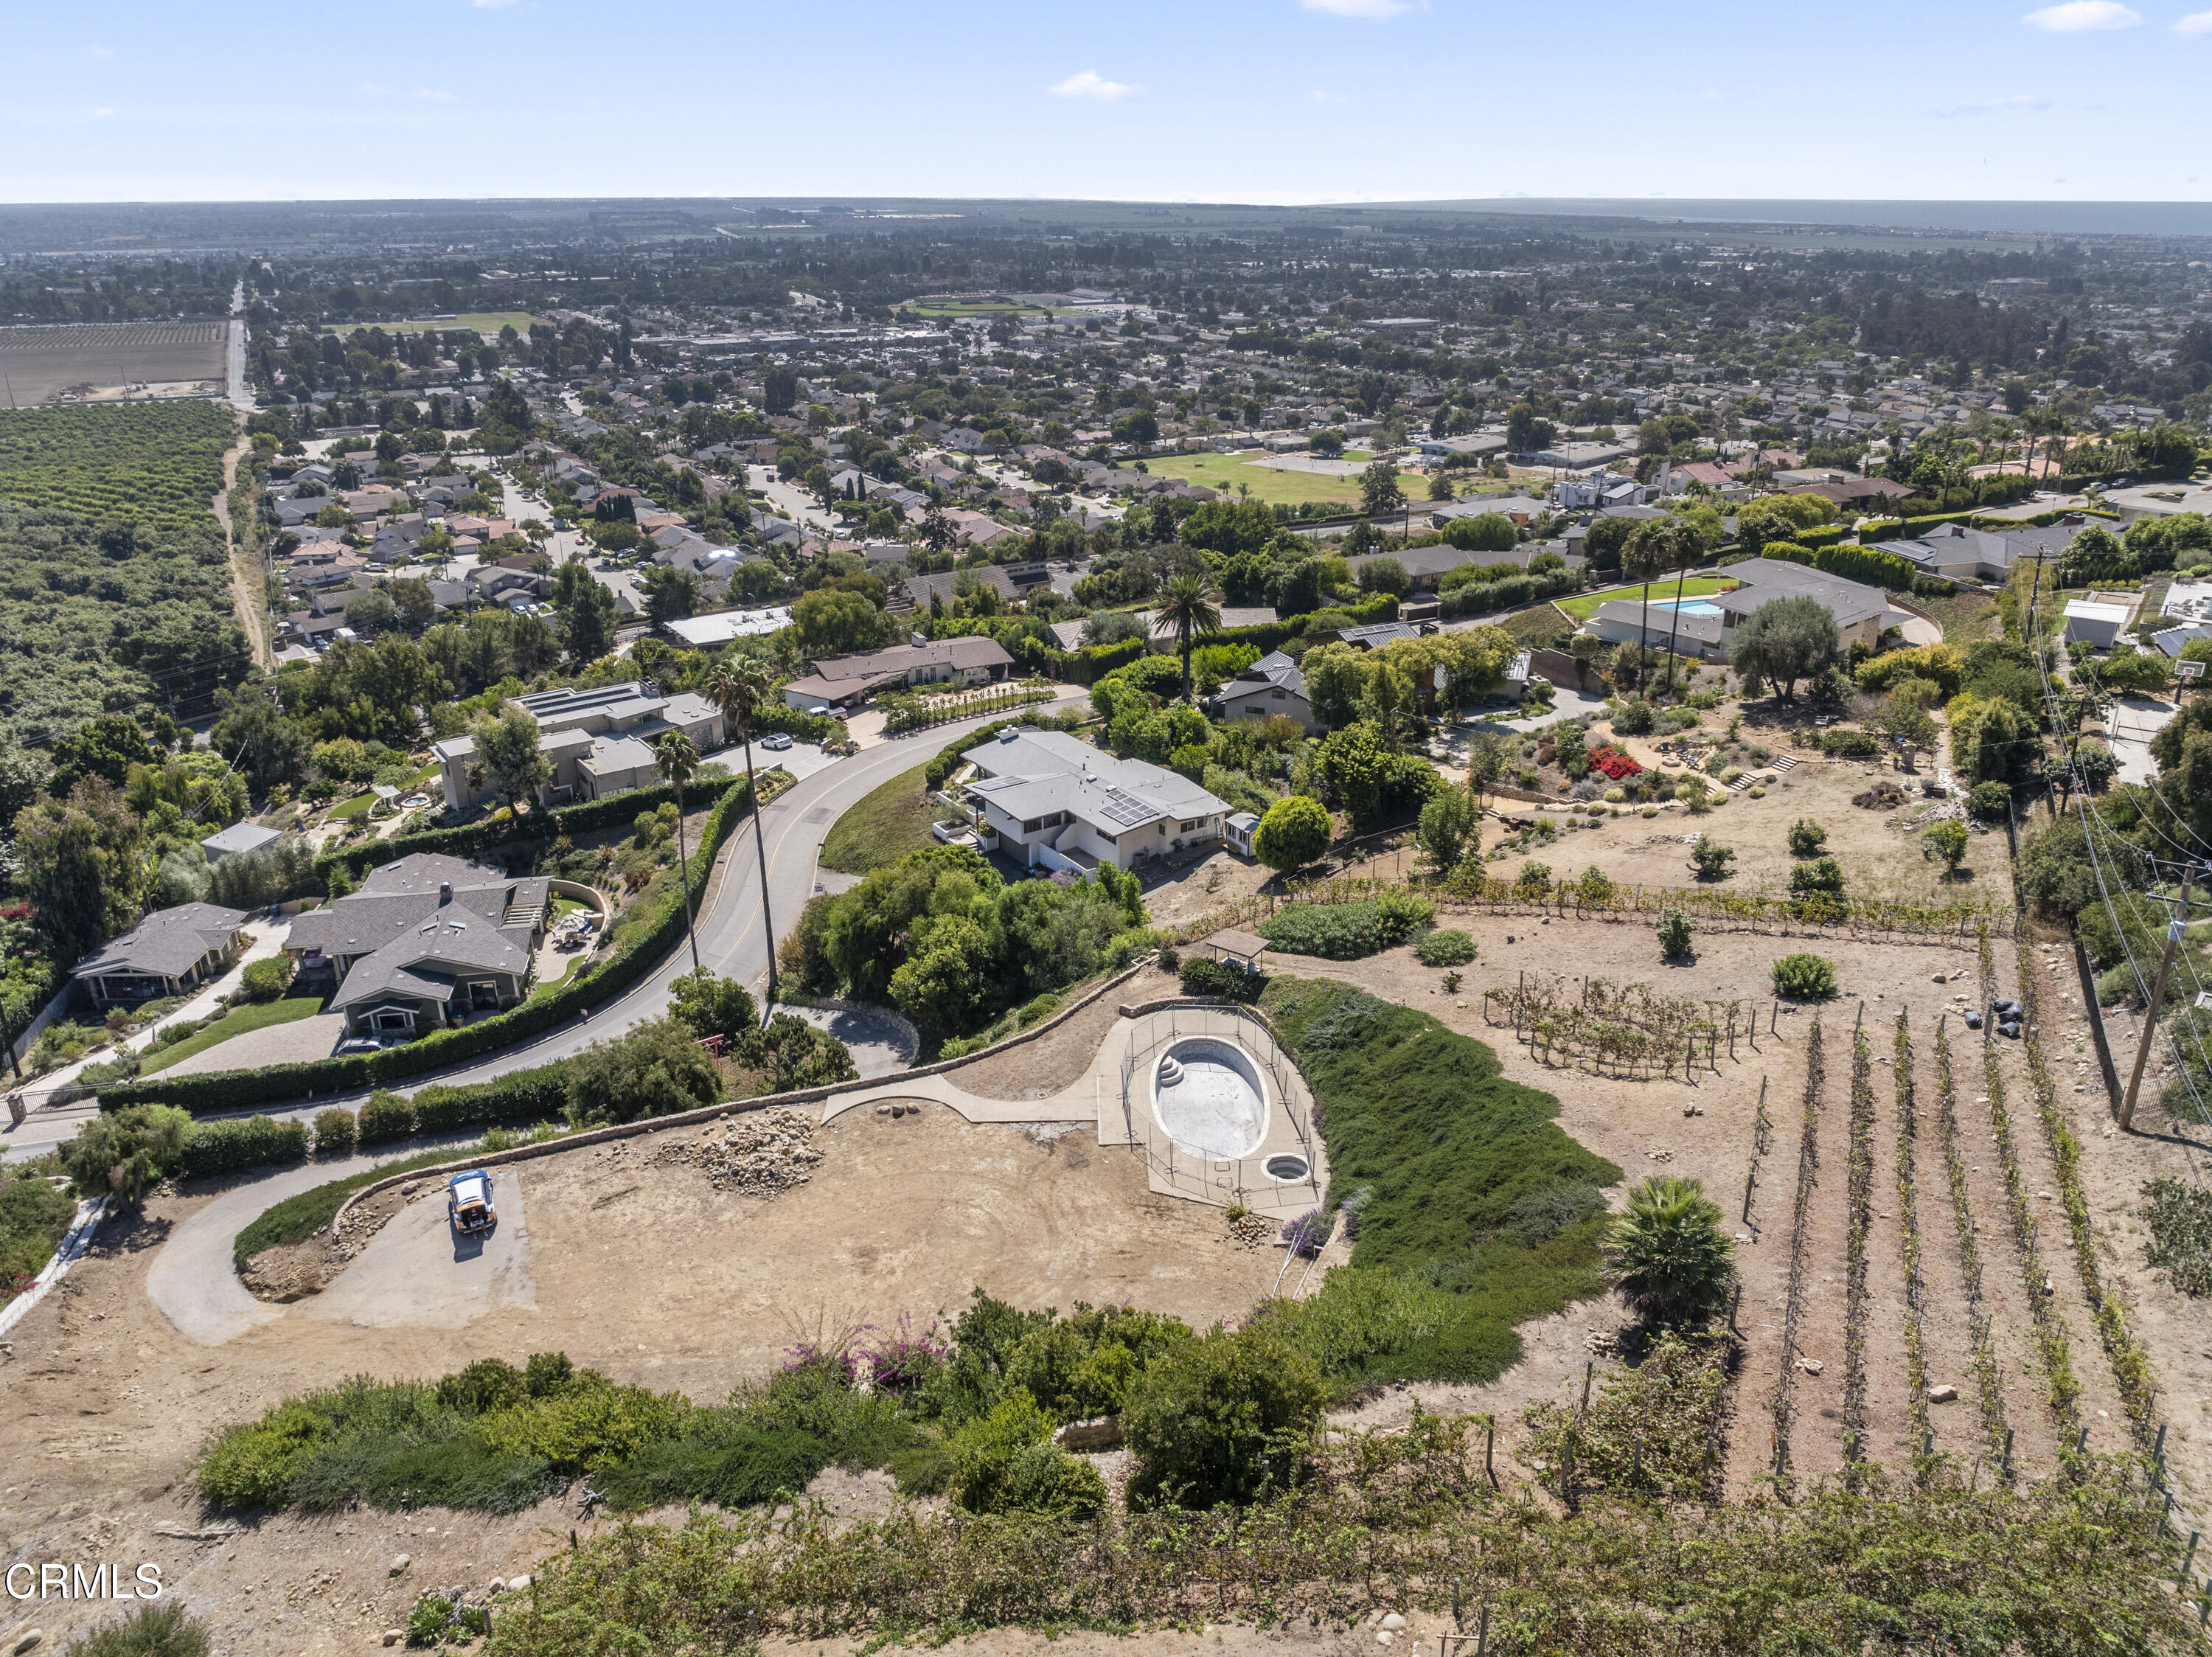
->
(1152, 1038), (1268, 1159)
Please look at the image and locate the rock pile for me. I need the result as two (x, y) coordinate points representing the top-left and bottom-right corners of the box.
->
(654, 1107), (823, 1197)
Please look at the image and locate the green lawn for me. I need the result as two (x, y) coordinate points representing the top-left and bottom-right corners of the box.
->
(327, 791), (378, 820)
(1120, 451), (1429, 510)
(820, 762), (941, 875)
(139, 996), (327, 1076)
(1555, 577), (1736, 621)
(380, 311), (541, 336)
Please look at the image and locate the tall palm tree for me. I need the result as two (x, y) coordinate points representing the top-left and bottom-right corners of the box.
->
(706, 655), (780, 1008)
(1649, 518), (1711, 698)
(1601, 1174), (1735, 1327)
(1157, 572), (1222, 704)
(1621, 523), (1671, 689)
(653, 730), (703, 976)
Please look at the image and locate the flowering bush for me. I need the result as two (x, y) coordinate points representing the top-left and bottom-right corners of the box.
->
(1586, 745), (1644, 781)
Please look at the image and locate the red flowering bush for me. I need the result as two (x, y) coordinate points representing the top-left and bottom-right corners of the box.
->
(1586, 745), (1643, 781)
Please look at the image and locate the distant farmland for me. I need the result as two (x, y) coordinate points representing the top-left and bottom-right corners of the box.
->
(0, 321), (226, 405)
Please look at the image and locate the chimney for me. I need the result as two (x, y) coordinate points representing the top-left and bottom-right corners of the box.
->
(439, 882), (452, 906)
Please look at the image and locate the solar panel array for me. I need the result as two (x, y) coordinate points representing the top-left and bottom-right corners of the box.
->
(1097, 788), (1156, 829)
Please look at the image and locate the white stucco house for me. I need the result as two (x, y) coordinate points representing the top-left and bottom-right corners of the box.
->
(959, 728), (1231, 873)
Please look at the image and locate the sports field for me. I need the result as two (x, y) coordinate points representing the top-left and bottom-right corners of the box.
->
(1121, 450), (1433, 509)
(380, 311), (540, 336)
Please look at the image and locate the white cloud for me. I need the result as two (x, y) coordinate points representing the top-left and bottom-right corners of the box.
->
(1049, 69), (1137, 101)
(2175, 8), (2212, 29)
(88, 44), (112, 58)
(415, 87), (456, 103)
(1301, 0), (1417, 15)
(91, 107), (113, 118)
(472, 0), (520, 9)
(2021, 1), (2140, 29)
(1310, 88), (1346, 103)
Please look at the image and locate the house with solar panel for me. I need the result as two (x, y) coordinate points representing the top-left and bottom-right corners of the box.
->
(959, 728), (1231, 873)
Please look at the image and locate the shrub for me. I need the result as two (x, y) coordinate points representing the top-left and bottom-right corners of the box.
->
(357, 1090), (415, 1145)
(1772, 953), (1838, 999)
(947, 1392), (1105, 1518)
(1968, 779), (2013, 821)
(1121, 1326), (1328, 1510)
(1787, 856), (1845, 897)
(238, 956), (293, 1004)
(1256, 894), (1433, 961)
(1253, 794), (1331, 875)
(312, 1108), (357, 1158)
(1688, 840), (1735, 879)
(1415, 929), (1477, 968)
(1658, 909), (1694, 960)
(60, 1602), (212, 1657)
(1514, 860), (1552, 894)
(177, 1115), (308, 1181)
(1180, 956), (1264, 1001)
(1787, 819), (1827, 856)
(1505, 1181), (1608, 1248)
(1613, 699), (1656, 735)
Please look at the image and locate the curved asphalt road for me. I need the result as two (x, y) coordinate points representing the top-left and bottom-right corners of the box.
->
(6, 695), (1085, 1160)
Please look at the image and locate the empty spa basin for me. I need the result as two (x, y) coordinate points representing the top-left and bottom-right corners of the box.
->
(1152, 1037), (1267, 1159)
(1264, 1153), (1310, 1181)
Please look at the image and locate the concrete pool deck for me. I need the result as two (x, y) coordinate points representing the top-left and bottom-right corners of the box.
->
(820, 1004), (1326, 1220)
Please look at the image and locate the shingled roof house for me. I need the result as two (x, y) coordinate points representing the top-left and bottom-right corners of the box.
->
(285, 854), (547, 1038)
(71, 903), (251, 1007)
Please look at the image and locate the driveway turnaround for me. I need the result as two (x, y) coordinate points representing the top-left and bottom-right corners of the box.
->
(303, 1175), (533, 1331)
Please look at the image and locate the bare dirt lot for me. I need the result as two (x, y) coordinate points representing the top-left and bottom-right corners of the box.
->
(0, 322), (226, 403)
(3, 895), (2204, 1654)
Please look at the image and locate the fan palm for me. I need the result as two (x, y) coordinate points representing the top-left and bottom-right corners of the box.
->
(1601, 1174), (1735, 1327)
(705, 655), (780, 1006)
(653, 730), (703, 975)
(1158, 572), (1222, 704)
(1648, 518), (1711, 696)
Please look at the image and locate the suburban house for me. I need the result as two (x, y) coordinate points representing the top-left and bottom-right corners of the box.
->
(1578, 562), (1913, 661)
(286, 853), (546, 1038)
(1212, 650), (1321, 732)
(782, 636), (1014, 711)
(432, 680), (724, 812)
(70, 903), (251, 1007)
(1868, 517), (2093, 583)
(959, 728), (1231, 872)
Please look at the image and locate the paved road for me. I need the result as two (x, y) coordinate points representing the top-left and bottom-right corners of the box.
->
(3, 699), (1082, 1158)
(226, 279), (251, 412)
(748, 465), (841, 534)
(2107, 693), (2180, 787)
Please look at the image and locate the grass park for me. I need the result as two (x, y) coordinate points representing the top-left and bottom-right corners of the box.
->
(1121, 449), (1433, 509)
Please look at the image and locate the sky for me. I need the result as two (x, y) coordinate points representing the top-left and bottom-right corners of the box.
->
(8, 0), (2212, 206)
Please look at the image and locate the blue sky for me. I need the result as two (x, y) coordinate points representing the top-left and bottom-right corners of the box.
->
(8, 0), (2212, 204)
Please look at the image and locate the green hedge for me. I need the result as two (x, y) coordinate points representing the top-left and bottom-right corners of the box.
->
(318, 774), (732, 887)
(102, 777), (758, 1115)
(178, 1115), (310, 1181)
(1763, 540), (1919, 592)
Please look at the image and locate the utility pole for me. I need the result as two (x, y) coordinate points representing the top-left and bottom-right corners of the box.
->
(2121, 862), (2200, 1131)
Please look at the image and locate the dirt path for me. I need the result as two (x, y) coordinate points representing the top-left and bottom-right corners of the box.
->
(212, 429), (265, 670)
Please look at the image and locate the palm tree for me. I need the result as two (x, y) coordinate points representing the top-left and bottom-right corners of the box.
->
(1601, 1175), (1735, 1327)
(1649, 518), (1711, 698)
(653, 730), (703, 976)
(1157, 572), (1222, 704)
(705, 655), (780, 1007)
(1621, 523), (1672, 689)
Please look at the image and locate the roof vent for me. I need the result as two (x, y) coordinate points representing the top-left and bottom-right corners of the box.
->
(439, 881), (453, 906)
(998, 727), (1018, 743)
